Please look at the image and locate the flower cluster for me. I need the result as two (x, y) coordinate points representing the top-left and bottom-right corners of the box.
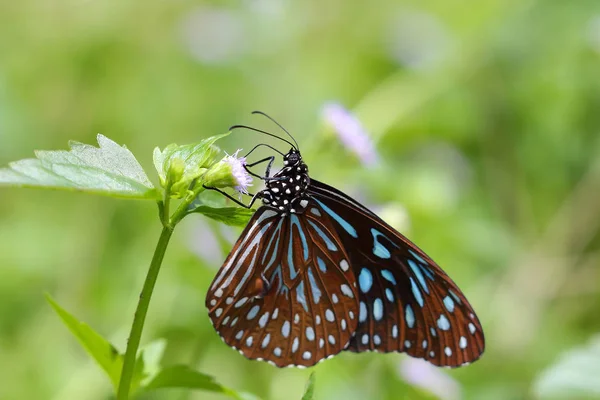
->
(202, 149), (252, 195)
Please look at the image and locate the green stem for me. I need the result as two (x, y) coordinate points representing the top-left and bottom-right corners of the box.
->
(117, 224), (174, 399)
(116, 185), (203, 399)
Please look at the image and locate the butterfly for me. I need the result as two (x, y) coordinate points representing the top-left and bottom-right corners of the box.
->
(204, 112), (485, 368)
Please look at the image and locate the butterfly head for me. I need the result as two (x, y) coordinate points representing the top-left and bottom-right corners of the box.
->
(283, 149), (302, 166)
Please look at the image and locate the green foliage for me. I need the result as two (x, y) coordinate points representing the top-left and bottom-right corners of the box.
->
(153, 133), (229, 198)
(301, 373), (316, 400)
(45, 294), (142, 393)
(143, 365), (260, 400)
(2, 1), (600, 399)
(188, 205), (254, 227)
(533, 336), (600, 399)
(0, 135), (159, 200)
(46, 294), (257, 399)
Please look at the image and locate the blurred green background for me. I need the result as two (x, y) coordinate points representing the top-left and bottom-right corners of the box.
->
(2, 0), (600, 399)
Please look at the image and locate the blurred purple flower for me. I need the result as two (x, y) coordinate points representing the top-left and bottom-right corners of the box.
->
(224, 149), (253, 195)
(398, 358), (461, 400)
(322, 102), (379, 167)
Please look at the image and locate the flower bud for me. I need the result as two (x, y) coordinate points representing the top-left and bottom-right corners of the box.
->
(202, 150), (252, 194)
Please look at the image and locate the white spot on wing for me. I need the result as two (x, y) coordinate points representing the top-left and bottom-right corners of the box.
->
(261, 334), (271, 348)
(341, 284), (354, 298)
(340, 259), (349, 271)
(258, 312), (270, 328)
(282, 321), (290, 337)
(326, 309), (335, 322)
(468, 323), (476, 334)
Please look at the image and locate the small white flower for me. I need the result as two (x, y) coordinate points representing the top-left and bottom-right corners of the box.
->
(202, 149), (253, 195)
(322, 102), (379, 167)
(222, 149), (253, 194)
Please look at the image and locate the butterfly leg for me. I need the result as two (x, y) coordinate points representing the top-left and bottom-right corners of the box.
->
(244, 156), (275, 180)
(202, 186), (264, 209)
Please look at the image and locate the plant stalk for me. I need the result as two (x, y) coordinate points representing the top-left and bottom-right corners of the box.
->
(117, 224), (174, 399)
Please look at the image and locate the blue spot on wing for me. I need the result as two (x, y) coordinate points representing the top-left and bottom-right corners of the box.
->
(261, 219), (283, 265)
(296, 281), (308, 312)
(443, 296), (454, 312)
(420, 264), (435, 280)
(307, 267), (321, 304)
(307, 220), (338, 251)
(358, 268), (373, 293)
(314, 198), (358, 238)
(410, 277), (424, 307)
(408, 259), (429, 294)
(370, 229), (391, 259)
(287, 236), (297, 280)
(437, 314), (450, 330)
(385, 288), (394, 302)
(373, 298), (383, 320)
(317, 257), (327, 272)
(290, 214), (309, 261)
(381, 270), (396, 284)
(405, 305), (415, 328)
(409, 250), (427, 265)
(448, 289), (462, 304)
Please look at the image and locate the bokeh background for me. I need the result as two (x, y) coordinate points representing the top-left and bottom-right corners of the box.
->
(1, 0), (600, 399)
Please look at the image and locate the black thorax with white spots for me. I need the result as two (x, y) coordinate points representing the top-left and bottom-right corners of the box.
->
(260, 150), (311, 214)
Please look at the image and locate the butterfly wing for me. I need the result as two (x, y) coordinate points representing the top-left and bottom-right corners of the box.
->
(308, 179), (485, 367)
(206, 207), (360, 367)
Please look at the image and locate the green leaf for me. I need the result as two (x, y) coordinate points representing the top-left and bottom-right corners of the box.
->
(0, 134), (159, 200)
(139, 339), (167, 383)
(187, 189), (254, 226)
(143, 365), (223, 392)
(533, 335), (600, 399)
(301, 372), (316, 400)
(143, 365), (259, 399)
(45, 294), (124, 390)
(153, 132), (229, 197)
(189, 205), (255, 226)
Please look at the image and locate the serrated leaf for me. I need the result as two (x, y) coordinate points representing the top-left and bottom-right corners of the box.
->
(533, 335), (600, 399)
(0, 134), (159, 199)
(302, 372), (316, 400)
(45, 294), (124, 390)
(189, 205), (255, 226)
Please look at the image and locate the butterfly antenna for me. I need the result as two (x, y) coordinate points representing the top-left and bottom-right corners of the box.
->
(229, 124), (297, 150)
(251, 111), (300, 150)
